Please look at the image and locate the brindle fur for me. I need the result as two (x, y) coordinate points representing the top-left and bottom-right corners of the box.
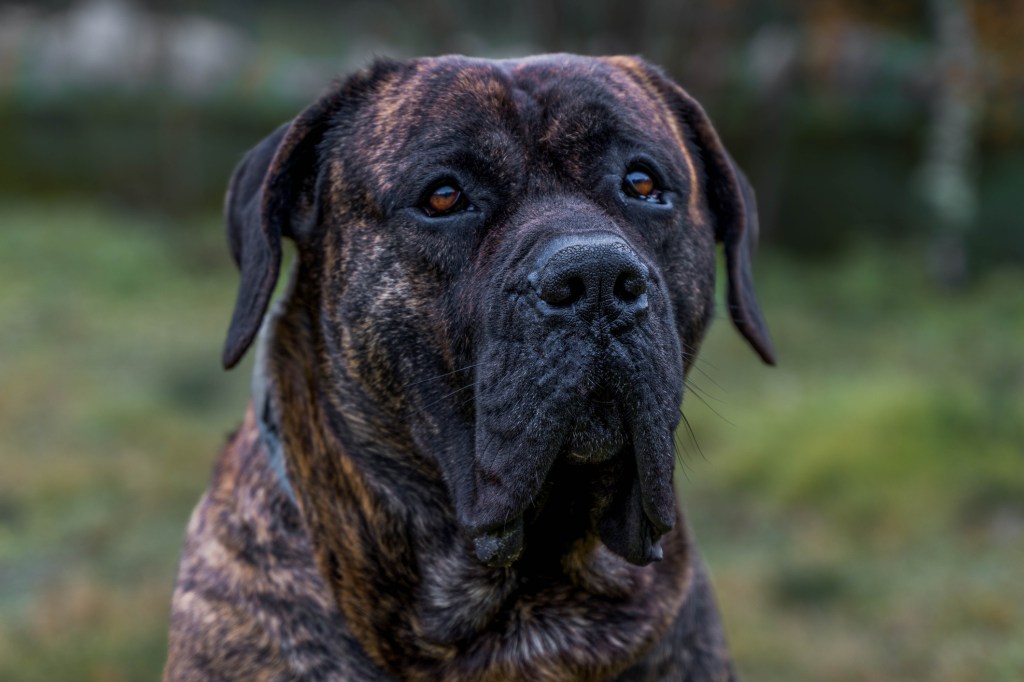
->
(165, 54), (774, 681)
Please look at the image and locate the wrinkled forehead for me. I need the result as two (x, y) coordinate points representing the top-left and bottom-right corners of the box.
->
(356, 55), (687, 183)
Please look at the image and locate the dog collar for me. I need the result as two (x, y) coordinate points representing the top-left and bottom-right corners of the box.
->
(252, 304), (297, 505)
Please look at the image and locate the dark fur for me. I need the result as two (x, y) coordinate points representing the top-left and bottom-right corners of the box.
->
(165, 54), (774, 681)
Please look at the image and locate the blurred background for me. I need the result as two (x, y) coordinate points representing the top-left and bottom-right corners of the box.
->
(0, 0), (1021, 679)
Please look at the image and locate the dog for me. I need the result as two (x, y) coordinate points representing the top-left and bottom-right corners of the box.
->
(164, 54), (775, 681)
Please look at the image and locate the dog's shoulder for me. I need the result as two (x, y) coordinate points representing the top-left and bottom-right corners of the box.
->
(164, 406), (387, 681)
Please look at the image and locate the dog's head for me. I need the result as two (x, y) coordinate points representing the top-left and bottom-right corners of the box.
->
(222, 55), (774, 570)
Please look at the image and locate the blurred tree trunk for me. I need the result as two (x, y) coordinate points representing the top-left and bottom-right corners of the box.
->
(919, 0), (979, 288)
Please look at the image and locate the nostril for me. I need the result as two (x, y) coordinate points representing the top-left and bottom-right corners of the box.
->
(613, 270), (647, 304)
(541, 275), (586, 308)
(531, 236), (649, 319)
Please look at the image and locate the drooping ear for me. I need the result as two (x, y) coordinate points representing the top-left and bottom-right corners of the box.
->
(716, 151), (776, 365)
(221, 92), (340, 369)
(614, 58), (776, 365)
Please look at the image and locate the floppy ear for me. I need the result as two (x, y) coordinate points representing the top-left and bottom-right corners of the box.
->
(620, 59), (776, 365)
(221, 93), (339, 369)
(712, 148), (777, 366)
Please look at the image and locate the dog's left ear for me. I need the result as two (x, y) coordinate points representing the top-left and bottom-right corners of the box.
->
(221, 92), (339, 369)
(714, 150), (776, 365)
(613, 58), (776, 365)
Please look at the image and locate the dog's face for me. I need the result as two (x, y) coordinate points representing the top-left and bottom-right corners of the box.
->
(222, 55), (774, 570)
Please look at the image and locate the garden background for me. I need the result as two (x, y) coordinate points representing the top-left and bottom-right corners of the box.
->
(1, 1), (1022, 679)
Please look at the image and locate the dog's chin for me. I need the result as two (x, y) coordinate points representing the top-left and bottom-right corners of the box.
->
(563, 398), (627, 465)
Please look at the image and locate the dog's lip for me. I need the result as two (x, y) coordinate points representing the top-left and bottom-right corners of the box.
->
(472, 518), (525, 568)
(562, 423), (626, 464)
(565, 445), (618, 464)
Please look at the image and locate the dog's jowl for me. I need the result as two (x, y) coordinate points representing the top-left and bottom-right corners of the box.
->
(164, 54), (775, 682)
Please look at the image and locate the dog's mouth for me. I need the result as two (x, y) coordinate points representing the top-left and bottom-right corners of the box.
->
(469, 386), (627, 567)
(462, 222), (685, 571)
(469, 439), (672, 570)
(468, 364), (680, 569)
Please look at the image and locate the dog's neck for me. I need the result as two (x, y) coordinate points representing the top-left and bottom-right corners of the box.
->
(253, 283), (694, 680)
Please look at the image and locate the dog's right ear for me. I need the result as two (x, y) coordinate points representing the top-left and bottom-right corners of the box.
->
(221, 93), (340, 369)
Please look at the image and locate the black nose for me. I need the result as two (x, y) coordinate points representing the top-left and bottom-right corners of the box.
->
(529, 234), (649, 328)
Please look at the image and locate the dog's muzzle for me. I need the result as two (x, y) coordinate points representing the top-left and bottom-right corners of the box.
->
(469, 226), (681, 569)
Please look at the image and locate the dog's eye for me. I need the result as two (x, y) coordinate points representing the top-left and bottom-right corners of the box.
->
(423, 184), (465, 217)
(623, 169), (661, 202)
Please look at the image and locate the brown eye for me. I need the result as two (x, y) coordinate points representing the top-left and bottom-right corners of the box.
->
(624, 169), (659, 200)
(424, 184), (463, 216)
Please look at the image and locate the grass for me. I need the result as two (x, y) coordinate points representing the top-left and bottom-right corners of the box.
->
(0, 201), (251, 681)
(681, 248), (1024, 682)
(0, 200), (1021, 680)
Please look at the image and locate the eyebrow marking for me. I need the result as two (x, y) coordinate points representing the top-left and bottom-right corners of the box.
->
(602, 56), (703, 225)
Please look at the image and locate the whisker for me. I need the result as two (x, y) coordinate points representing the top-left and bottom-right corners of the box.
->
(672, 432), (692, 480)
(402, 362), (481, 390)
(416, 383), (475, 414)
(684, 380), (734, 426)
(686, 360), (726, 394)
(678, 408), (706, 462)
(684, 376), (724, 405)
(450, 391), (477, 416)
(680, 342), (721, 372)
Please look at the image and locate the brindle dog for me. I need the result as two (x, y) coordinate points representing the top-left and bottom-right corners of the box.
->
(164, 54), (775, 681)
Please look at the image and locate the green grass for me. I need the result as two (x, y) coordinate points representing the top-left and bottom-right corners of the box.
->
(681, 249), (1024, 682)
(0, 200), (1021, 680)
(0, 202), (252, 681)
